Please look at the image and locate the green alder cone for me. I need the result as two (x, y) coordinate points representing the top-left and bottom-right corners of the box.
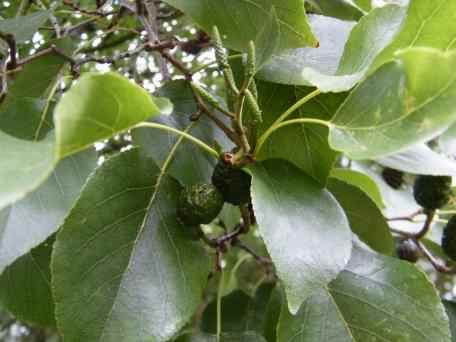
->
(212, 160), (252, 205)
(442, 215), (456, 261)
(396, 239), (420, 263)
(413, 175), (452, 210)
(177, 183), (224, 225)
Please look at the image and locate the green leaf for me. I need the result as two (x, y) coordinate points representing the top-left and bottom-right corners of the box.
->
(353, 0), (371, 12)
(132, 80), (233, 186)
(249, 160), (352, 314)
(330, 168), (385, 209)
(307, 0), (364, 21)
(0, 149), (96, 273)
(162, 0), (317, 52)
(329, 48), (456, 159)
(254, 7), (281, 68)
(337, 4), (406, 75)
(0, 37), (73, 140)
(202, 284), (275, 335)
(0, 237), (55, 327)
(443, 300), (456, 340)
(52, 148), (211, 342)
(258, 15), (356, 87)
(258, 5), (406, 92)
(372, 0), (456, 70)
(376, 144), (456, 176)
(278, 246), (451, 342)
(0, 11), (49, 44)
(327, 178), (394, 254)
(177, 332), (267, 342)
(0, 131), (55, 210)
(54, 72), (169, 158)
(257, 83), (346, 184)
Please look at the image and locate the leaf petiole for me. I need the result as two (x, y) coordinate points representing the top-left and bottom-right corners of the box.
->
(255, 117), (330, 156)
(134, 122), (219, 158)
(216, 269), (224, 342)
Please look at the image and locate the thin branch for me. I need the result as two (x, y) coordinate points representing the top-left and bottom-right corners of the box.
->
(415, 240), (456, 274)
(192, 91), (240, 145)
(389, 210), (434, 240)
(233, 240), (272, 265)
(0, 33), (17, 70)
(386, 209), (423, 222)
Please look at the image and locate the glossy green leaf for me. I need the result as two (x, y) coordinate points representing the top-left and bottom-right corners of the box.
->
(258, 15), (355, 87)
(337, 5), (405, 75)
(278, 246), (451, 342)
(54, 72), (169, 158)
(327, 178), (394, 254)
(0, 131), (55, 210)
(52, 148), (211, 342)
(0, 149), (96, 273)
(258, 5), (406, 92)
(132, 80), (233, 186)
(162, 0), (317, 52)
(329, 48), (456, 159)
(330, 168), (385, 209)
(254, 7), (280, 68)
(202, 284), (275, 335)
(249, 160), (352, 314)
(372, 0), (456, 70)
(376, 144), (456, 176)
(0, 237), (55, 326)
(307, 0), (363, 21)
(0, 11), (49, 43)
(257, 84), (346, 184)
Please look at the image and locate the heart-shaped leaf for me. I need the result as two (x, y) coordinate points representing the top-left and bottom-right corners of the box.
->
(52, 148), (211, 342)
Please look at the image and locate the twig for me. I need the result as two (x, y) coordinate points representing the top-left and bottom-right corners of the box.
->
(232, 240), (271, 265)
(414, 240), (456, 274)
(63, 0), (111, 17)
(389, 210), (434, 239)
(0, 33), (17, 70)
(386, 209), (423, 222)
